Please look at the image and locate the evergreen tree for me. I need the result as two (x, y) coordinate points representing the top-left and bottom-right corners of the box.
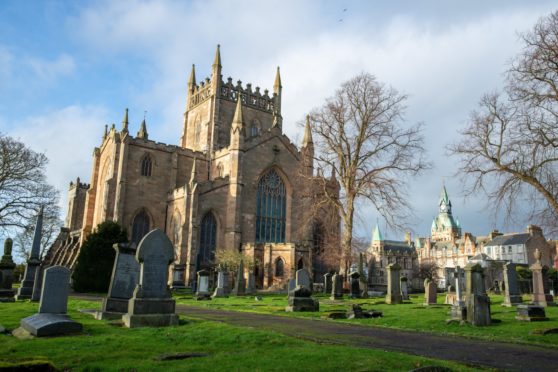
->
(72, 221), (128, 293)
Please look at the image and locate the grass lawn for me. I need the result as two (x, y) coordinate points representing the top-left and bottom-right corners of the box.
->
(0, 299), (479, 371)
(175, 292), (558, 347)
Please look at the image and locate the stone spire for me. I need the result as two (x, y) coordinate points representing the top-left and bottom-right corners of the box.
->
(188, 64), (196, 93)
(273, 66), (282, 120)
(103, 124), (108, 140)
(137, 117), (148, 140)
(372, 224), (384, 242)
(213, 44), (222, 69)
(231, 93), (245, 136)
(302, 115), (313, 146)
(273, 66), (282, 92)
(121, 108), (129, 134)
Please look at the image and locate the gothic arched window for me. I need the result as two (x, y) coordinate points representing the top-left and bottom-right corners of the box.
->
(199, 212), (217, 266)
(312, 221), (324, 256)
(275, 257), (284, 277)
(255, 169), (286, 243)
(132, 209), (150, 245)
(141, 154), (152, 177)
(250, 119), (260, 137)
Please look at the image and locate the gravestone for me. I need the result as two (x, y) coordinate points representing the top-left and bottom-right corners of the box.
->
(246, 270), (255, 295)
(323, 273), (332, 295)
(287, 278), (296, 294)
(286, 285), (319, 312)
(18, 266), (82, 337)
(502, 262), (522, 307)
(0, 238), (16, 302)
(464, 263), (491, 326)
(531, 249), (548, 307)
(516, 304), (548, 321)
(400, 276), (409, 301)
(212, 267), (228, 298)
(16, 207), (43, 300)
(385, 264), (402, 304)
(296, 269), (311, 291)
(358, 253), (368, 298)
(542, 266), (555, 305)
(97, 243), (140, 319)
(195, 270), (211, 300)
(122, 229), (179, 328)
(424, 279), (437, 305)
(330, 273), (343, 300)
(171, 263), (186, 289)
(349, 271), (361, 299)
(31, 265), (45, 302)
(448, 269), (467, 322)
(231, 259), (246, 296)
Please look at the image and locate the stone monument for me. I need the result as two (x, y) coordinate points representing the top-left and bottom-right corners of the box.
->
(295, 269), (312, 292)
(122, 229), (179, 328)
(424, 278), (437, 305)
(400, 276), (409, 301)
(531, 248), (548, 307)
(358, 253), (368, 298)
(286, 269), (319, 312)
(464, 263), (491, 326)
(195, 269), (211, 300)
(323, 272), (332, 295)
(349, 271), (361, 299)
(231, 259), (246, 296)
(246, 270), (256, 295)
(97, 243), (140, 319)
(212, 266), (228, 298)
(17, 266), (83, 337)
(385, 264), (402, 304)
(502, 262), (522, 307)
(330, 273), (343, 300)
(0, 238), (16, 302)
(449, 268), (466, 321)
(16, 207), (43, 300)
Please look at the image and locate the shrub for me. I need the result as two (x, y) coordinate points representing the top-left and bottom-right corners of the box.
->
(72, 221), (128, 293)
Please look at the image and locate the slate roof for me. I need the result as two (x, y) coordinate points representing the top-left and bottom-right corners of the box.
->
(485, 233), (530, 247)
(383, 241), (415, 254)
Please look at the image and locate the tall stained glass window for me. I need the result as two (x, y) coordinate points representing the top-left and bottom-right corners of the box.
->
(199, 213), (217, 266)
(132, 209), (150, 245)
(255, 169), (286, 243)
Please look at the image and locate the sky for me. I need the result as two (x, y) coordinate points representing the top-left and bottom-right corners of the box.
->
(1, 0), (557, 242)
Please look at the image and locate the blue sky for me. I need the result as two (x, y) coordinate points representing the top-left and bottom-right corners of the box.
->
(1, 0), (557, 241)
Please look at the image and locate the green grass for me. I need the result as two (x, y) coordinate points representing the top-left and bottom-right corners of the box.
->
(176, 292), (558, 347)
(0, 299), (478, 371)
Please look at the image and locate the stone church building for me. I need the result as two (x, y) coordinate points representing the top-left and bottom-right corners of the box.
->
(45, 46), (340, 289)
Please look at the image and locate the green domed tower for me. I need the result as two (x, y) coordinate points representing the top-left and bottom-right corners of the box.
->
(431, 185), (461, 242)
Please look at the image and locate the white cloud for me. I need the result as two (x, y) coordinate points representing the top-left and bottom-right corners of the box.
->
(26, 54), (76, 81)
(0, 106), (109, 214)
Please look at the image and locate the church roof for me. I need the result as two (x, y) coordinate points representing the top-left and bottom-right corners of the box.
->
(485, 233), (530, 247)
(384, 243), (415, 254)
(440, 185), (450, 206)
(372, 224), (383, 241)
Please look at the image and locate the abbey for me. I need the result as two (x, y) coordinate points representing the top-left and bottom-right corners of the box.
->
(45, 46), (340, 289)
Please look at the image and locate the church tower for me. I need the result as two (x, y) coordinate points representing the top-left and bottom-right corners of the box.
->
(431, 185), (461, 242)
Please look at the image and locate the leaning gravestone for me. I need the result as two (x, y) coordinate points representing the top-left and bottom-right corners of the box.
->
(195, 270), (211, 300)
(18, 266), (82, 337)
(122, 229), (179, 328)
(212, 267), (228, 298)
(323, 273), (332, 295)
(424, 278), (437, 305)
(0, 238), (16, 302)
(97, 243), (140, 319)
(16, 207), (43, 300)
(349, 271), (361, 299)
(231, 259), (246, 296)
(465, 263), (491, 326)
(330, 273), (343, 300)
(385, 264), (402, 304)
(502, 262), (522, 307)
(400, 276), (409, 301)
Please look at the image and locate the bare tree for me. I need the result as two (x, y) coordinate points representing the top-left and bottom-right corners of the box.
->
(0, 134), (60, 231)
(450, 11), (558, 233)
(414, 261), (440, 282)
(309, 72), (430, 275)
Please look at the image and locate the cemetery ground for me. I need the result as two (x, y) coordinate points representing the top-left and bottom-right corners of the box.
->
(0, 299), (474, 371)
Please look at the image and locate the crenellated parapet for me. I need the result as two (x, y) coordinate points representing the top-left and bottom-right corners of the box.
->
(188, 78), (213, 109)
(219, 78), (277, 114)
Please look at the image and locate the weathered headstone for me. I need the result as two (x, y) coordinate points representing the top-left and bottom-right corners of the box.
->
(16, 207), (43, 300)
(195, 269), (211, 300)
(531, 249), (548, 307)
(31, 265), (45, 302)
(231, 259), (246, 296)
(516, 304), (549, 321)
(323, 272), (332, 295)
(448, 268), (466, 321)
(502, 262), (522, 307)
(358, 253), (368, 298)
(0, 238), (16, 302)
(287, 278), (296, 294)
(96, 243), (140, 319)
(464, 263), (491, 326)
(349, 271), (361, 299)
(295, 269), (311, 290)
(171, 263), (186, 289)
(246, 270), (256, 295)
(286, 285), (319, 312)
(17, 266), (82, 337)
(385, 264), (402, 304)
(424, 278), (437, 305)
(212, 267), (228, 298)
(542, 266), (555, 305)
(400, 276), (409, 301)
(122, 229), (179, 328)
(330, 273), (343, 300)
